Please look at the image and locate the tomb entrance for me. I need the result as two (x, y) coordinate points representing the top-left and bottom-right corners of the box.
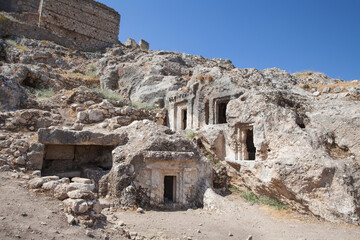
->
(42, 144), (114, 178)
(235, 124), (256, 161)
(164, 176), (176, 203)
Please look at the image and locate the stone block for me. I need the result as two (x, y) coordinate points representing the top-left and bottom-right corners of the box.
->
(27, 151), (44, 170)
(124, 38), (138, 48)
(88, 109), (104, 122)
(45, 145), (74, 160)
(139, 39), (149, 50)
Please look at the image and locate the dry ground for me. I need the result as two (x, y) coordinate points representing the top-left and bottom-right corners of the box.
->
(1, 171), (360, 240)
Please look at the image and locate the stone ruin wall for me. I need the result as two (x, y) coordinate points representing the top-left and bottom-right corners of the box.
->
(40, 0), (120, 50)
(0, 0), (120, 51)
(0, 0), (41, 13)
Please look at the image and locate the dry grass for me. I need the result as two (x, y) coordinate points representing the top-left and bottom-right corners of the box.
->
(293, 71), (318, 79)
(196, 75), (205, 81)
(316, 81), (359, 93)
(182, 75), (191, 80)
(298, 81), (359, 94)
(196, 75), (213, 83)
(205, 75), (213, 82)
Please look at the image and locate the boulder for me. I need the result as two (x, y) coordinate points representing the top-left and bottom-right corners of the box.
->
(28, 178), (45, 189)
(68, 182), (96, 192)
(53, 184), (69, 200)
(67, 189), (95, 200)
(42, 180), (60, 190)
(71, 177), (92, 184)
(63, 199), (89, 214)
(124, 38), (138, 48)
(139, 39), (149, 50)
(88, 110), (104, 122)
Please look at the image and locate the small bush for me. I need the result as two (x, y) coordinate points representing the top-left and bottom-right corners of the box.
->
(5, 39), (16, 46)
(90, 88), (123, 101)
(35, 88), (54, 98)
(130, 101), (159, 110)
(186, 130), (195, 139)
(229, 189), (287, 210)
(229, 185), (240, 193)
(85, 70), (97, 78)
(15, 45), (30, 51)
(302, 84), (310, 89)
(5, 39), (29, 51)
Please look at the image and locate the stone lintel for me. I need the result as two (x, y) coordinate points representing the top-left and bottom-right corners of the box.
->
(144, 151), (196, 161)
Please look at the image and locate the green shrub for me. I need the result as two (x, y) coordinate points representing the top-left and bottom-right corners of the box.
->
(130, 101), (158, 110)
(229, 185), (240, 193)
(5, 39), (30, 51)
(230, 189), (287, 210)
(186, 130), (195, 139)
(90, 88), (123, 101)
(85, 70), (97, 78)
(5, 39), (16, 46)
(35, 88), (54, 98)
(302, 84), (310, 89)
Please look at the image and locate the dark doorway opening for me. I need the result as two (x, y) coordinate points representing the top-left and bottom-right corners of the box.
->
(42, 144), (114, 178)
(217, 100), (229, 124)
(164, 176), (176, 203)
(246, 129), (256, 160)
(205, 101), (209, 125)
(182, 109), (187, 130)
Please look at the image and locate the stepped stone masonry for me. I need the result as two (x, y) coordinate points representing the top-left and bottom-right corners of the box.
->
(1, 0), (120, 50)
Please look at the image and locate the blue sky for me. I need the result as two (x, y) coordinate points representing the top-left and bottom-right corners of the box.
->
(98, 0), (360, 81)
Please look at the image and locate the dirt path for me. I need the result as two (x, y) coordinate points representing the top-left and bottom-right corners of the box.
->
(107, 195), (360, 240)
(1, 171), (360, 240)
(0, 172), (95, 240)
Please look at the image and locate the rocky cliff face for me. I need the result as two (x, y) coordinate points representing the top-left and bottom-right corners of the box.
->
(1, 36), (360, 224)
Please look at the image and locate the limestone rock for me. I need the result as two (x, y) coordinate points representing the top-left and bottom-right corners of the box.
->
(139, 39), (149, 50)
(53, 184), (69, 200)
(88, 109), (104, 122)
(42, 180), (60, 191)
(67, 189), (95, 200)
(63, 199), (89, 214)
(71, 177), (92, 184)
(124, 38), (138, 48)
(28, 178), (45, 189)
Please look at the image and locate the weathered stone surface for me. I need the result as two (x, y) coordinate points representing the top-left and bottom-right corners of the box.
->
(124, 38), (138, 48)
(26, 152), (44, 170)
(99, 120), (212, 209)
(68, 182), (96, 192)
(0, 165), (10, 172)
(2, 0), (120, 51)
(28, 177), (46, 189)
(139, 39), (149, 50)
(88, 109), (104, 122)
(53, 184), (69, 200)
(42, 180), (60, 191)
(38, 129), (127, 146)
(63, 199), (89, 214)
(71, 177), (92, 184)
(67, 190), (95, 200)
(0, 74), (28, 110)
(77, 112), (87, 122)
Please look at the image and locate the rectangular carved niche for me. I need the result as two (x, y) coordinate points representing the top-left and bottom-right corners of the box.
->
(174, 101), (188, 130)
(235, 124), (256, 161)
(215, 98), (230, 124)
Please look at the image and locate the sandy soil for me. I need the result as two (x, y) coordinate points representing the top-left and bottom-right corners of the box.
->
(1, 171), (360, 240)
(109, 195), (360, 240)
